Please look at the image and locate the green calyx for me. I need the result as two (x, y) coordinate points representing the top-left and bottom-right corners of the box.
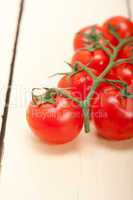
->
(32, 88), (56, 105)
(84, 26), (102, 43)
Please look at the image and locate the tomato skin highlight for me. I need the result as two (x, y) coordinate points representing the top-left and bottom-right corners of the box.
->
(71, 49), (109, 74)
(92, 87), (133, 140)
(73, 25), (103, 50)
(102, 16), (133, 45)
(27, 96), (83, 144)
(89, 49), (109, 73)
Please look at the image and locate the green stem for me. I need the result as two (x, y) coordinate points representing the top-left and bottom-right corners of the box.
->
(108, 25), (121, 42)
(82, 102), (90, 132)
(49, 88), (82, 106)
(81, 36), (133, 133)
(83, 81), (99, 132)
(115, 58), (133, 65)
(98, 37), (133, 80)
(77, 62), (96, 80)
(104, 39), (114, 50)
(98, 43), (111, 56)
(33, 36), (133, 134)
(49, 72), (66, 78)
(98, 56), (115, 80)
(55, 37), (133, 133)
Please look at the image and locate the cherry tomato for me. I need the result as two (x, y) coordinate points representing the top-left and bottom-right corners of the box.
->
(73, 25), (103, 50)
(58, 70), (97, 100)
(92, 87), (133, 140)
(102, 16), (133, 45)
(70, 71), (95, 100)
(71, 49), (109, 73)
(27, 96), (83, 144)
(113, 63), (133, 85)
(118, 43), (133, 59)
(57, 75), (72, 89)
(71, 49), (92, 66)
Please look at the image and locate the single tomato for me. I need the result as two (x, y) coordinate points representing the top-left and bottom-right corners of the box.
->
(113, 63), (133, 85)
(57, 75), (72, 89)
(27, 96), (83, 144)
(102, 16), (133, 45)
(58, 70), (97, 100)
(71, 49), (92, 66)
(92, 87), (133, 140)
(118, 43), (133, 59)
(73, 25), (103, 50)
(71, 49), (109, 74)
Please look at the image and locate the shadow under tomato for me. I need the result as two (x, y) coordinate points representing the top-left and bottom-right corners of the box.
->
(27, 125), (133, 155)
(96, 136), (133, 151)
(28, 130), (83, 156)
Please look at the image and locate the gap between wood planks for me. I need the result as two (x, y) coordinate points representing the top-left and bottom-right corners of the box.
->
(0, 0), (25, 168)
(126, 0), (132, 19)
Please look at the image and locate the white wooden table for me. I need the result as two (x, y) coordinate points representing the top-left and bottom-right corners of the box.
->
(0, 0), (133, 199)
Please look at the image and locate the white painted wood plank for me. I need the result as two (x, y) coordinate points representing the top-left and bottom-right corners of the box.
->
(1, 1), (132, 200)
(0, 0), (21, 127)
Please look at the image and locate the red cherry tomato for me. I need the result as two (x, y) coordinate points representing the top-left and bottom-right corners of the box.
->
(73, 25), (103, 50)
(102, 16), (133, 45)
(71, 49), (109, 73)
(118, 43), (133, 59)
(27, 96), (83, 144)
(92, 87), (133, 140)
(58, 70), (97, 100)
(71, 49), (92, 66)
(57, 75), (72, 89)
(113, 63), (133, 85)
(70, 71), (95, 100)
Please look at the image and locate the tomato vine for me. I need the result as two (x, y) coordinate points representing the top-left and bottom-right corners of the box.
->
(32, 27), (133, 133)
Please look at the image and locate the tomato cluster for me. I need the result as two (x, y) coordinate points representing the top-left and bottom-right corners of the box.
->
(27, 16), (133, 144)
